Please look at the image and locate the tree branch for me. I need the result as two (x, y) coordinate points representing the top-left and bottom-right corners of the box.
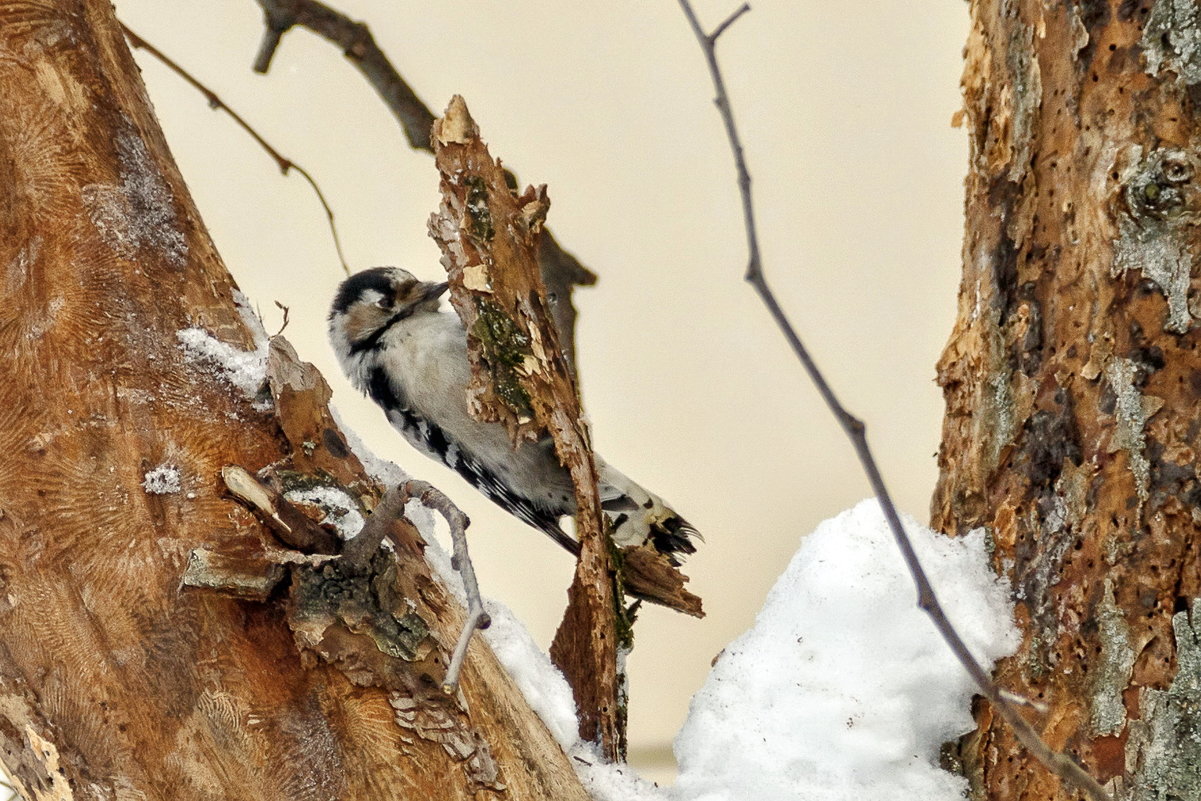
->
(675, 4), (1113, 800)
(251, 0), (435, 149)
(120, 22), (350, 274)
(405, 479), (492, 695)
(247, 0), (596, 373)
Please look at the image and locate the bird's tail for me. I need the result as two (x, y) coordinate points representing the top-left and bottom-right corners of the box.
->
(596, 459), (704, 617)
(597, 459), (700, 561)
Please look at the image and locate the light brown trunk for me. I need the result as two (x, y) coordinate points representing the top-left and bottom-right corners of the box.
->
(935, 1), (1201, 798)
(0, 3), (587, 798)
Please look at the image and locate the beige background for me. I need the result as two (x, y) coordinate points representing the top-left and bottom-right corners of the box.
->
(114, 0), (971, 782)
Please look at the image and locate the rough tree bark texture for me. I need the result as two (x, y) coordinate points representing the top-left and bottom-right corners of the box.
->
(0, 2), (588, 798)
(425, 97), (703, 757)
(427, 97), (624, 758)
(934, 1), (1201, 798)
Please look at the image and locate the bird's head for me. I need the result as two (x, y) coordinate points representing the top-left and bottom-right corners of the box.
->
(329, 267), (450, 354)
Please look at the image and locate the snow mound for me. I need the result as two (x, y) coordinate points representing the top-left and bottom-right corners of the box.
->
(672, 499), (1019, 801)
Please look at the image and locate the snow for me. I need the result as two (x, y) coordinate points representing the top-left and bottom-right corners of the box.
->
(141, 464), (181, 495)
(330, 404), (436, 535)
(176, 326), (269, 408)
(176, 290), (273, 409)
(330, 405), (413, 488)
(422, 536), (667, 800)
(399, 493), (1017, 800)
(473, 590), (582, 750)
(232, 289), (270, 346)
(284, 486), (366, 541)
(671, 499), (1019, 801)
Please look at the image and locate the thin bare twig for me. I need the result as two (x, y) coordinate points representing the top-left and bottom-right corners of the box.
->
(710, 3), (751, 44)
(272, 301), (291, 336)
(403, 480), (492, 694)
(120, 22), (351, 275)
(675, 4), (1112, 801)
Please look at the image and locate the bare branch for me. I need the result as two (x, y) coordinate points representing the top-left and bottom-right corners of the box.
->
(251, 0), (435, 150)
(272, 300), (291, 336)
(675, 3), (1113, 800)
(248, 0), (597, 373)
(252, 6), (289, 73)
(120, 22), (350, 275)
(399, 480), (492, 695)
(709, 3), (751, 44)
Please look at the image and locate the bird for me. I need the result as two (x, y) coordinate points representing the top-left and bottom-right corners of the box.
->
(328, 266), (700, 607)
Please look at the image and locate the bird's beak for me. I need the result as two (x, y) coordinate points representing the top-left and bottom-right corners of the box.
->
(422, 281), (450, 302)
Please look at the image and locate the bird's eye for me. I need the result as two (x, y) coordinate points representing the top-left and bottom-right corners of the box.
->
(374, 297), (392, 309)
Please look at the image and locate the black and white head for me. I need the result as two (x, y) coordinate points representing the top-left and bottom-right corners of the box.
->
(328, 267), (450, 358)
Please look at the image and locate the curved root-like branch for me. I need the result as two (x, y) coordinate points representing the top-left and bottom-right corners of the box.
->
(341, 479), (490, 693)
(404, 480), (492, 694)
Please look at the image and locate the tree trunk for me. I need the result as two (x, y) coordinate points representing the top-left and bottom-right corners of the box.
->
(0, 2), (587, 798)
(934, 1), (1201, 798)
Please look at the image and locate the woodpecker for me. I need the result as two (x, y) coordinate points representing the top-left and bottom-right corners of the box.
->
(328, 267), (699, 574)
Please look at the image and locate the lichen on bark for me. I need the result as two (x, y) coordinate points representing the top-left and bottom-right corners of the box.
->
(1125, 600), (1201, 800)
(1113, 146), (1200, 334)
(1089, 580), (1136, 737)
(1142, 0), (1201, 84)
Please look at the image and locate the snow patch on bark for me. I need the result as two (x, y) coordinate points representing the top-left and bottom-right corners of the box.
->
(284, 486), (365, 541)
(82, 129), (187, 267)
(142, 465), (181, 495)
(177, 327), (270, 410)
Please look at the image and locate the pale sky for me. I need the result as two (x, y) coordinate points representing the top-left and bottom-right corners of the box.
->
(116, 0), (971, 781)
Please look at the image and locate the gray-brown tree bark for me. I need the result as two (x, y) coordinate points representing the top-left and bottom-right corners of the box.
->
(935, 1), (1201, 798)
(0, 2), (589, 798)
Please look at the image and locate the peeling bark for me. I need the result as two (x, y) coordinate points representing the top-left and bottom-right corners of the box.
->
(427, 96), (624, 758)
(0, 3), (588, 798)
(936, 1), (1201, 798)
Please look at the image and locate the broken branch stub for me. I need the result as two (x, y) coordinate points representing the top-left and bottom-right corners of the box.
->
(428, 95), (624, 758)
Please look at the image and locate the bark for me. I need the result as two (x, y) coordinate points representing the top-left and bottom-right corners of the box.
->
(935, 1), (1201, 798)
(0, 2), (589, 798)
(427, 97), (624, 758)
